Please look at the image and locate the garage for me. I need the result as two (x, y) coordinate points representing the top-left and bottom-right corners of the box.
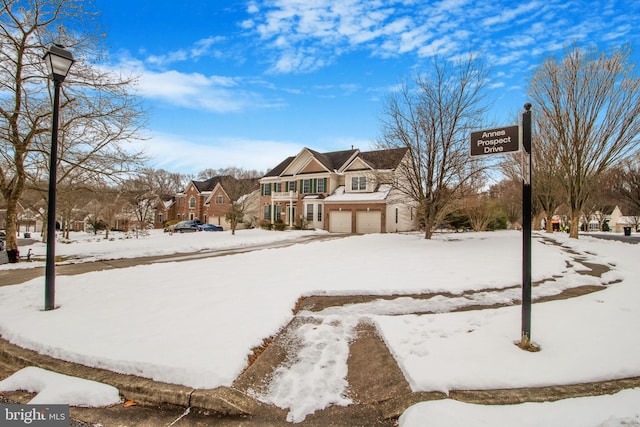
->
(356, 211), (382, 234)
(329, 211), (352, 233)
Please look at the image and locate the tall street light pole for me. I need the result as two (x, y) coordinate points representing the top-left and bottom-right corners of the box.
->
(43, 45), (74, 311)
(521, 102), (533, 348)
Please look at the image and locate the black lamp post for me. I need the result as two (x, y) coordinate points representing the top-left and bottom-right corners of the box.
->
(43, 45), (74, 311)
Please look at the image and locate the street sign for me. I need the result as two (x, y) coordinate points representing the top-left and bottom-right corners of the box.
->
(470, 125), (520, 157)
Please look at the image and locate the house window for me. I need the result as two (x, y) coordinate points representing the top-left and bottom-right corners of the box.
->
(317, 178), (325, 193)
(275, 204), (282, 218)
(263, 205), (271, 220)
(287, 181), (297, 192)
(303, 179), (311, 193)
(317, 204), (323, 222)
(395, 208), (399, 224)
(262, 184), (271, 196)
(216, 195), (224, 204)
(275, 182), (282, 192)
(351, 176), (366, 191)
(306, 204), (314, 221)
(189, 197), (196, 208)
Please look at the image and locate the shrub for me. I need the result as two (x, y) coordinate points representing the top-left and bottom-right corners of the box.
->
(260, 220), (273, 230)
(273, 220), (287, 231)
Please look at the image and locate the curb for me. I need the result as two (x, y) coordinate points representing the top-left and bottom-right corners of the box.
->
(0, 337), (261, 416)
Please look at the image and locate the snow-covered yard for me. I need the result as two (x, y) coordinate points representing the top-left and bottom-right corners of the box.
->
(0, 229), (639, 425)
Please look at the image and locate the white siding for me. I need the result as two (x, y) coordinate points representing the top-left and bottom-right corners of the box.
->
(386, 203), (417, 233)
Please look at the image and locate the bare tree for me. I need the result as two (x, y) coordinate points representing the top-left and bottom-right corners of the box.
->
(142, 168), (186, 199)
(531, 120), (566, 233)
(121, 176), (156, 233)
(0, 0), (146, 262)
(198, 167), (264, 181)
(220, 170), (261, 235)
(489, 179), (521, 229)
(462, 194), (496, 232)
(56, 182), (94, 238)
(528, 45), (640, 238)
(610, 152), (640, 217)
(378, 54), (490, 238)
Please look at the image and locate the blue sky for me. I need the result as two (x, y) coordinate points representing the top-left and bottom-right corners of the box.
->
(93, 0), (640, 175)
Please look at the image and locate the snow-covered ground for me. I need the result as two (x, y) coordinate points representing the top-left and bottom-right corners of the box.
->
(0, 229), (638, 425)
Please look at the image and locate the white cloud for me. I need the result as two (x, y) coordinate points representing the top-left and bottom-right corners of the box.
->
(105, 56), (283, 114)
(132, 132), (306, 174)
(481, 1), (544, 27)
(144, 37), (225, 67)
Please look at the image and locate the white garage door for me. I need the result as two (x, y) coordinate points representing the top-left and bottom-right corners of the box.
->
(329, 211), (352, 233)
(356, 211), (382, 234)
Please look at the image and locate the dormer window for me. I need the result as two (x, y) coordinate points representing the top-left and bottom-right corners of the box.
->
(351, 176), (367, 191)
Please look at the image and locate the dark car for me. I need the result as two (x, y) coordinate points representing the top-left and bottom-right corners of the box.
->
(198, 224), (223, 232)
(173, 220), (201, 233)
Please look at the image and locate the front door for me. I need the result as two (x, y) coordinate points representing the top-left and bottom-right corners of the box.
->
(286, 204), (296, 227)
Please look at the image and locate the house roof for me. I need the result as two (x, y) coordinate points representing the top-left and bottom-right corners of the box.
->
(324, 184), (393, 202)
(189, 176), (260, 195)
(264, 147), (405, 177)
(264, 156), (295, 178)
(192, 176), (227, 193)
(307, 148), (358, 171)
(357, 147), (408, 170)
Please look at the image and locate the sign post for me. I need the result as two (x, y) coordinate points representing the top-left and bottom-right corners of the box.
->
(470, 108), (536, 351)
(520, 103), (535, 350)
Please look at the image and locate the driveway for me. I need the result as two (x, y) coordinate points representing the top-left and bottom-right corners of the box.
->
(586, 232), (640, 244)
(0, 233), (345, 287)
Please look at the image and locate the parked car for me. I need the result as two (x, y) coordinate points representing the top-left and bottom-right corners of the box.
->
(173, 220), (201, 233)
(0, 230), (5, 240)
(198, 223), (223, 232)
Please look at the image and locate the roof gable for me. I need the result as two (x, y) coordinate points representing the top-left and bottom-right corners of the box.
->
(267, 147), (360, 177)
(300, 158), (327, 174)
(344, 157), (372, 172)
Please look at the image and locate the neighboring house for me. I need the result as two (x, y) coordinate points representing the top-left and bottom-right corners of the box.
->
(580, 206), (621, 232)
(154, 198), (176, 229)
(575, 205), (639, 233)
(16, 203), (42, 234)
(174, 176), (260, 230)
(612, 214), (639, 233)
(259, 147), (418, 234)
(606, 206), (624, 231)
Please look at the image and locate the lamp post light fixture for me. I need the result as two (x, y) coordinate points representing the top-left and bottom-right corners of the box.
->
(43, 44), (74, 311)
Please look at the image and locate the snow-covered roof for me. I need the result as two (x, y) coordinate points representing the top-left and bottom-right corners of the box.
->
(617, 216), (638, 225)
(324, 184), (392, 202)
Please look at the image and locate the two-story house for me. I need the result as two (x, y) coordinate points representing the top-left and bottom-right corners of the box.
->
(260, 147), (418, 233)
(175, 176), (260, 229)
